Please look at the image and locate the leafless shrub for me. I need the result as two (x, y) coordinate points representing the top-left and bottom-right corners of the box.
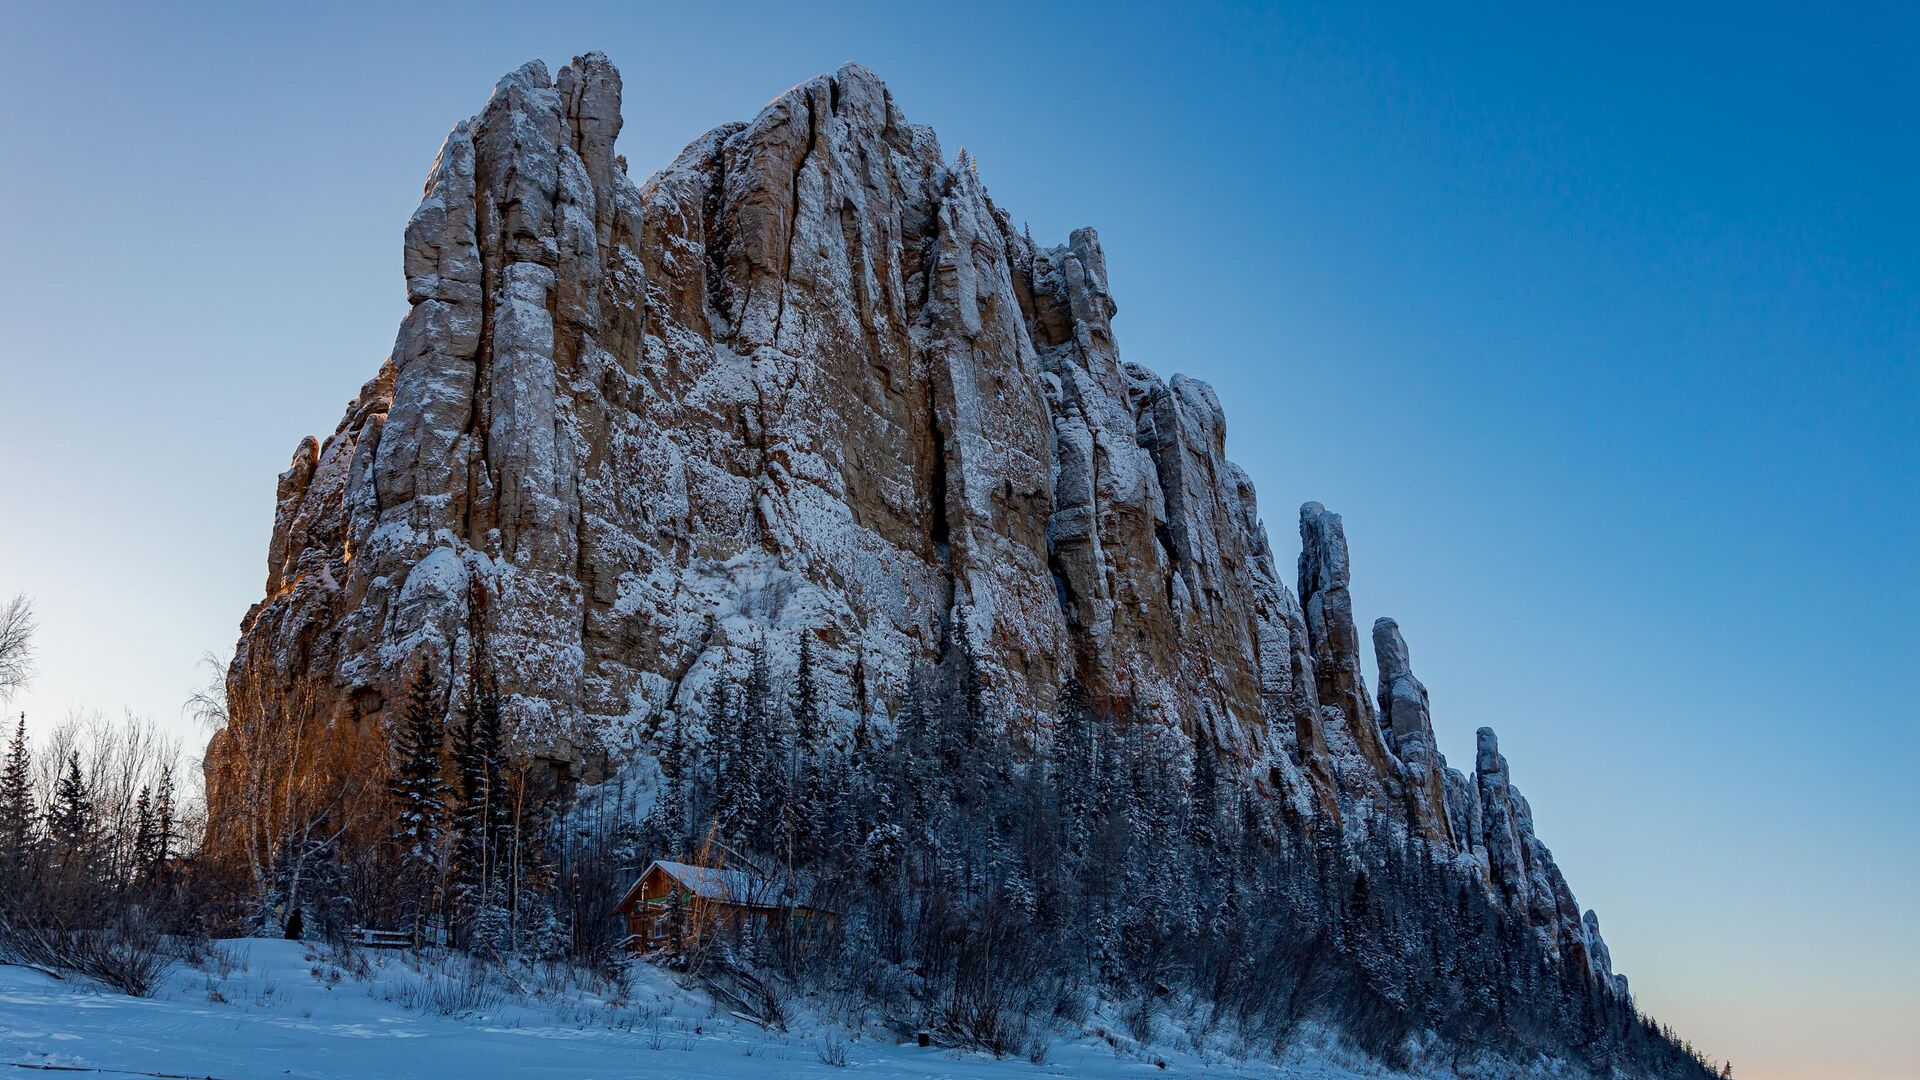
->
(384, 952), (503, 1016)
(1121, 995), (1156, 1045)
(815, 1032), (850, 1067)
(0, 908), (176, 996)
(687, 945), (791, 1032)
(935, 985), (1035, 1059)
(196, 940), (245, 979)
(1025, 1031), (1052, 1065)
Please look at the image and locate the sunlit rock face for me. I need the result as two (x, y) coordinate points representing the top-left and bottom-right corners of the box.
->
(224, 52), (1609, 964)
(232, 54), (1296, 773)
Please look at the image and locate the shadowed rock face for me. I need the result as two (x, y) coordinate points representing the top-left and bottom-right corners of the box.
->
(224, 52), (1612, 969)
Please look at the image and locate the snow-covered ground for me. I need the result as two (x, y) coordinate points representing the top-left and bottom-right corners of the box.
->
(0, 941), (1402, 1079)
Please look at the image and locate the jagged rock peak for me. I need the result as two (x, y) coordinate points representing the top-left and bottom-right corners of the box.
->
(1297, 503), (1404, 813)
(231, 53), (1306, 782)
(1583, 909), (1627, 994)
(1470, 726), (1609, 966)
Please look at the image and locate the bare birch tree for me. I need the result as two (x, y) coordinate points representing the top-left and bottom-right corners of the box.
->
(0, 594), (35, 701)
(204, 659), (386, 935)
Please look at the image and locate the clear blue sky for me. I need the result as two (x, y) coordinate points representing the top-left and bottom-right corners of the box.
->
(1, 4), (1913, 1077)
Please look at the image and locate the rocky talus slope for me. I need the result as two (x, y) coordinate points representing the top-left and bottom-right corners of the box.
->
(223, 53), (1621, 985)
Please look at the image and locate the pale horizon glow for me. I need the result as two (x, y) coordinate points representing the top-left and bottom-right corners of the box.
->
(0, 4), (1914, 1078)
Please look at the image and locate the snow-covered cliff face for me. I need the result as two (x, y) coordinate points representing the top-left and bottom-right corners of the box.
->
(226, 53), (1617, 979)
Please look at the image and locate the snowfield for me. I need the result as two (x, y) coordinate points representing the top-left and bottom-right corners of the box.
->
(0, 941), (1405, 1079)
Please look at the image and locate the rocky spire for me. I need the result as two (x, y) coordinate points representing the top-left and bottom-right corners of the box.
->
(1298, 502), (1403, 811)
(1372, 617), (1454, 845)
(1474, 728), (1527, 904)
(1472, 726), (1598, 962)
(1584, 910), (1627, 995)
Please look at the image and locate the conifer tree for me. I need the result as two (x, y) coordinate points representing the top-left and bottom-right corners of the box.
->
(792, 631), (821, 752)
(131, 785), (155, 884)
(893, 666), (934, 847)
(704, 672), (735, 840)
(642, 709), (688, 854)
(452, 643), (508, 910)
(0, 715), (34, 876)
(1188, 723), (1234, 931)
(391, 660), (448, 862)
(1189, 725), (1220, 853)
(475, 662), (511, 863)
(713, 663), (762, 853)
(843, 698), (885, 869)
(657, 708), (687, 787)
(390, 658), (448, 936)
(944, 619), (986, 768)
(450, 682), (483, 898)
(745, 643), (780, 850)
(449, 580), (514, 923)
(1052, 678), (1094, 861)
(152, 764), (174, 880)
(850, 696), (872, 758)
(48, 750), (95, 875)
(787, 631), (831, 867)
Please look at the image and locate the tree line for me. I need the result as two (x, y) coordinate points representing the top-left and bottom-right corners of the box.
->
(200, 584), (564, 956)
(622, 621), (1722, 1077)
(0, 709), (197, 994)
(0, 587), (1729, 1077)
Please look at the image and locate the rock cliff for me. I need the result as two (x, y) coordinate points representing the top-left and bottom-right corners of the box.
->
(225, 52), (1610, 970)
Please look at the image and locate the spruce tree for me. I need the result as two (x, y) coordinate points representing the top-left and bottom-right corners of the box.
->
(391, 658), (448, 935)
(0, 715), (33, 875)
(48, 750), (95, 875)
(792, 631), (821, 752)
(898, 664), (950, 888)
(894, 666), (933, 844)
(851, 696), (872, 757)
(713, 666), (759, 853)
(745, 643), (780, 851)
(452, 643), (507, 911)
(1052, 679), (1094, 861)
(131, 785), (155, 885)
(1189, 725), (1220, 853)
(788, 631), (830, 867)
(152, 764), (174, 879)
(474, 654), (511, 868)
(843, 700), (884, 867)
(945, 619), (986, 765)
(450, 581), (514, 926)
(1188, 724), (1233, 932)
(451, 680), (483, 901)
(391, 661), (448, 859)
(705, 673), (734, 840)
(642, 710), (688, 854)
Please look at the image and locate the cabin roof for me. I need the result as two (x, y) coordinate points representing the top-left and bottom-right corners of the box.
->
(616, 859), (779, 913)
(650, 860), (771, 903)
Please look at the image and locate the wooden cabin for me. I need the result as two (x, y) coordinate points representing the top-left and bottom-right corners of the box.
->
(615, 859), (800, 955)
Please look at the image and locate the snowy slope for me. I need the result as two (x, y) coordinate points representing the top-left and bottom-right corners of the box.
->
(0, 944), (1407, 1080)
